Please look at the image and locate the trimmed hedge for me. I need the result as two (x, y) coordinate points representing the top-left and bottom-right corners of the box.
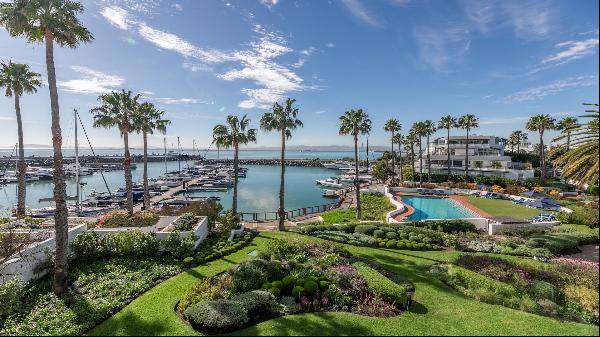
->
(183, 300), (248, 332)
(353, 262), (408, 307)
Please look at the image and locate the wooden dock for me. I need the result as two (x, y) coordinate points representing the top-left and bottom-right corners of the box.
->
(133, 177), (203, 212)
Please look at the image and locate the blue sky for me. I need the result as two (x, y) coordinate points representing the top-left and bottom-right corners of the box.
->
(0, 0), (598, 149)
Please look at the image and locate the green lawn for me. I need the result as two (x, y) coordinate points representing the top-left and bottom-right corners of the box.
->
(321, 192), (395, 224)
(89, 232), (598, 336)
(465, 195), (542, 219)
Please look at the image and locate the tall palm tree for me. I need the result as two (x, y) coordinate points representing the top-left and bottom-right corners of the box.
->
(133, 102), (170, 211)
(383, 119), (401, 185)
(392, 133), (404, 185)
(458, 114), (479, 180)
(260, 98), (302, 230)
(412, 122), (426, 186)
(0, 61), (41, 217)
(554, 103), (598, 186)
(513, 130), (528, 154)
(339, 109), (372, 220)
(422, 120), (437, 182)
(213, 115), (257, 214)
(556, 116), (579, 151)
(438, 115), (456, 182)
(508, 131), (519, 153)
(526, 114), (556, 185)
(91, 90), (139, 215)
(405, 129), (418, 183)
(0, 0), (93, 296)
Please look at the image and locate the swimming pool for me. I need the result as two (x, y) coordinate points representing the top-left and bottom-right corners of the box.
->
(401, 196), (477, 221)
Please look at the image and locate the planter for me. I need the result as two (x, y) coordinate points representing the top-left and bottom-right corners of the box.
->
(157, 216), (209, 249)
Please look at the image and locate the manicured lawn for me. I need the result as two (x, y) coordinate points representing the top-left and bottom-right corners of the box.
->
(465, 195), (542, 219)
(321, 192), (395, 224)
(89, 232), (599, 336)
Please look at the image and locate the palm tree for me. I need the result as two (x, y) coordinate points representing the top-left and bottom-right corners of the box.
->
(0, 0), (93, 296)
(212, 115), (257, 214)
(438, 115), (457, 182)
(457, 114), (479, 180)
(554, 103), (598, 186)
(526, 114), (556, 185)
(91, 90), (140, 215)
(508, 131), (519, 153)
(0, 61), (41, 217)
(412, 122), (426, 186)
(260, 98), (303, 230)
(392, 133), (404, 185)
(133, 102), (170, 211)
(515, 130), (528, 154)
(405, 129), (418, 183)
(384, 119), (401, 185)
(556, 116), (579, 151)
(422, 120), (437, 182)
(339, 109), (372, 220)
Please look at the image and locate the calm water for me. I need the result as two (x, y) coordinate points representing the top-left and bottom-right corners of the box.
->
(402, 196), (477, 221)
(0, 161), (340, 216)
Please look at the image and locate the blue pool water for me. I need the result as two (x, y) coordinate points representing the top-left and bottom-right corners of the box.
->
(402, 196), (477, 221)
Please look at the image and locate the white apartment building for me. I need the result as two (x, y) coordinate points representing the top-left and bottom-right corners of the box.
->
(418, 135), (534, 180)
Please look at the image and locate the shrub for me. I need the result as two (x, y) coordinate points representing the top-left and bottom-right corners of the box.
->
(183, 257), (195, 266)
(184, 300), (248, 332)
(292, 286), (304, 299)
(407, 220), (477, 233)
(385, 231), (398, 240)
(231, 290), (277, 316)
(527, 280), (558, 302)
(385, 240), (397, 248)
(0, 279), (25, 322)
(99, 210), (159, 228)
(177, 278), (220, 313)
(71, 230), (159, 260)
(557, 205), (599, 229)
(173, 213), (198, 231)
(353, 262), (408, 307)
(277, 296), (302, 315)
(373, 230), (385, 239)
(230, 260), (283, 295)
(304, 280), (318, 295)
(282, 276), (296, 290)
(161, 232), (196, 258)
(323, 284), (352, 307)
(355, 225), (378, 236)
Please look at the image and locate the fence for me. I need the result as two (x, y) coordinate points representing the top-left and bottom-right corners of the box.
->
(238, 185), (356, 222)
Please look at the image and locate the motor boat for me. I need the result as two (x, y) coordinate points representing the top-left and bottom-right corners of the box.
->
(316, 178), (344, 189)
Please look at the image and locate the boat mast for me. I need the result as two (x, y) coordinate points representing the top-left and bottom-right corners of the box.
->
(366, 136), (369, 171)
(74, 109), (80, 216)
(177, 137), (181, 174)
(163, 137), (167, 174)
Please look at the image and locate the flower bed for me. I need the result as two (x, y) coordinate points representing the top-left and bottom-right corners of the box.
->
(176, 238), (414, 333)
(96, 210), (160, 228)
(429, 254), (599, 324)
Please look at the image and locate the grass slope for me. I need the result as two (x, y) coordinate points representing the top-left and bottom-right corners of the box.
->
(90, 232), (598, 336)
(465, 195), (541, 219)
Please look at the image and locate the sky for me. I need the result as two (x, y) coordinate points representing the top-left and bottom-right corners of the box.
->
(0, 0), (598, 150)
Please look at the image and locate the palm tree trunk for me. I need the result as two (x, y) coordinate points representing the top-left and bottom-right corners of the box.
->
(232, 141), (239, 214)
(566, 132), (571, 151)
(465, 129), (470, 180)
(123, 121), (133, 215)
(278, 129), (286, 231)
(14, 94), (26, 217)
(539, 130), (545, 184)
(427, 135), (431, 182)
(354, 133), (361, 220)
(398, 140), (403, 184)
(142, 131), (150, 210)
(446, 127), (451, 182)
(410, 143), (415, 182)
(45, 30), (69, 296)
(390, 132), (395, 185)
(418, 138), (423, 186)
(517, 142), (521, 154)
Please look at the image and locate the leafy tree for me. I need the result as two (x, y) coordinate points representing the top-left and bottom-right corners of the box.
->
(0, 0), (94, 295)
(212, 115), (257, 214)
(260, 98), (302, 230)
(372, 159), (392, 182)
(339, 109), (372, 219)
(0, 61), (41, 217)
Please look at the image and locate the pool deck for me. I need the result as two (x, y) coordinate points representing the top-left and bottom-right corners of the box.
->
(392, 192), (491, 222)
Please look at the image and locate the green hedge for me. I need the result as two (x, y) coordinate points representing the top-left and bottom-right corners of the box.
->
(353, 262), (408, 307)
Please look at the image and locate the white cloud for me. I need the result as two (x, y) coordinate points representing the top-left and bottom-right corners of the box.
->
(172, 3), (183, 11)
(339, 0), (381, 27)
(57, 66), (125, 94)
(501, 76), (597, 103)
(463, 0), (495, 33)
(153, 97), (214, 105)
(314, 110), (326, 115)
(326, 42), (335, 48)
(258, 0), (279, 8)
(541, 37), (599, 65)
(414, 25), (471, 71)
(183, 62), (213, 72)
(219, 106), (226, 112)
(100, 6), (132, 30)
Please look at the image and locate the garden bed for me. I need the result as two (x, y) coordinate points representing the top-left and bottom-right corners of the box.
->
(175, 238), (414, 333)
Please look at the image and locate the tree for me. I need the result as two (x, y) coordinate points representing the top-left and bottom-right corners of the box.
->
(554, 103), (598, 186)
(372, 159), (392, 183)
(0, 61), (41, 217)
(91, 90), (139, 215)
(412, 122), (426, 186)
(339, 109), (372, 220)
(405, 129), (418, 183)
(383, 119), (401, 185)
(132, 102), (170, 211)
(458, 114), (479, 179)
(260, 98), (302, 230)
(438, 115), (456, 182)
(515, 130), (528, 154)
(212, 115), (257, 214)
(0, 0), (94, 296)
(556, 116), (579, 151)
(392, 133), (404, 185)
(422, 120), (437, 182)
(526, 114), (556, 185)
